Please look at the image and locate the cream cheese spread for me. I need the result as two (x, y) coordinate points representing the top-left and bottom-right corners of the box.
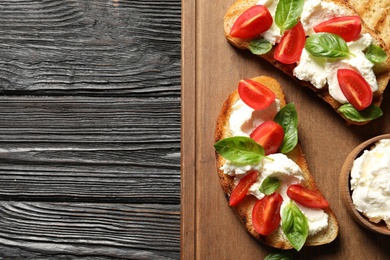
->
(294, 33), (377, 104)
(249, 153), (328, 236)
(227, 153), (329, 236)
(254, 0), (378, 105)
(300, 0), (351, 35)
(350, 139), (390, 228)
(295, 203), (329, 236)
(222, 97), (329, 236)
(246, 153), (304, 200)
(222, 160), (263, 177)
(229, 98), (280, 137)
(257, 0), (282, 44)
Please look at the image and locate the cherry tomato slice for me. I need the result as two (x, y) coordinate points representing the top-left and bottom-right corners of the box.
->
(252, 192), (283, 235)
(287, 184), (329, 209)
(238, 79), (276, 110)
(274, 22), (306, 64)
(337, 69), (373, 111)
(230, 5), (273, 39)
(250, 121), (284, 155)
(229, 171), (259, 207)
(314, 16), (361, 42)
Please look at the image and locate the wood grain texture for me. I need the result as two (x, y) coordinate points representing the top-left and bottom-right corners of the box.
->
(0, 0), (181, 258)
(181, 0), (390, 259)
(0, 202), (180, 259)
(0, 0), (181, 97)
(180, 0), (196, 258)
(0, 96), (180, 203)
(347, 0), (390, 48)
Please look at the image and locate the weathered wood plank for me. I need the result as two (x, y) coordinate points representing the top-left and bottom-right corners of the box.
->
(0, 0), (182, 258)
(0, 201), (180, 259)
(0, 0), (181, 96)
(182, 0), (390, 258)
(180, 0), (196, 258)
(0, 96), (180, 142)
(0, 96), (180, 203)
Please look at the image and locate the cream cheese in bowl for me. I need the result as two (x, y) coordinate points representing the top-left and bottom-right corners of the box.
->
(350, 139), (390, 228)
(340, 134), (390, 235)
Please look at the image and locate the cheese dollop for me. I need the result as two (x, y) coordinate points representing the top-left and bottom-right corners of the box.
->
(222, 98), (329, 236)
(350, 139), (390, 228)
(257, 0), (282, 44)
(300, 0), (351, 35)
(248, 154), (328, 236)
(226, 153), (329, 236)
(247, 153), (304, 200)
(229, 98), (280, 137)
(294, 33), (377, 104)
(222, 160), (263, 177)
(254, 0), (378, 105)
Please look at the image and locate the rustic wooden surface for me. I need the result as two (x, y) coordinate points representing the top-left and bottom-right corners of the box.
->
(0, 0), (180, 259)
(181, 0), (390, 259)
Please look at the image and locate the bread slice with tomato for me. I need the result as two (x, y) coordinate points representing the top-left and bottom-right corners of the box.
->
(347, 0), (390, 49)
(214, 76), (338, 250)
(224, 0), (390, 125)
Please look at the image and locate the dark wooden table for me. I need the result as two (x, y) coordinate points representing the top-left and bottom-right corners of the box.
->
(0, 0), (181, 259)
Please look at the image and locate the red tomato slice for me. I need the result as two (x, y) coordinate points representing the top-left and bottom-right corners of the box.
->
(252, 192), (283, 235)
(238, 79), (276, 110)
(287, 184), (329, 209)
(230, 5), (273, 39)
(229, 171), (259, 207)
(314, 16), (361, 42)
(250, 121), (284, 155)
(337, 69), (373, 111)
(274, 22), (306, 64)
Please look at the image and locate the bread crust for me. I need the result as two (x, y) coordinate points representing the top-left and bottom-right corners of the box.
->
(215, 76), (339, 249)
(347, 0), (390, 51)
(224, 0), (390, 125)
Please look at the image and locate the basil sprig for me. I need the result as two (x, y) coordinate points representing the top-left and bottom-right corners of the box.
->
(365, 43), (387, 63)
(338, 104), (383, 122)
(275, 0), (304, 34)
(282, 201), (308, 251)
(249, 38), (273, 55)
(259, 177), (280, 195)
(214, 136), (266, 165)
(265, 251), (293, 260)
(305, 33), (351, 58)
(274, 103), (298, 154)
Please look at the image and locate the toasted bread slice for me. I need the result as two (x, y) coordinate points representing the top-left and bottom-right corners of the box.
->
(347, 0), (390, 49)
(215, 76), (338, 249)
(224, 0), (390, 125)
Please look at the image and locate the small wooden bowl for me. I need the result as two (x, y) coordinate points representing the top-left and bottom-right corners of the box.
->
(340, 134), (390, 235)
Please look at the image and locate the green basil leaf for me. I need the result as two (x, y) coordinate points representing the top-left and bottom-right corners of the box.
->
(259, 177), (280, 195)
(274, 103), (298, 154)
(275, 0), (304, 33)
(249, 38), (273, 55)
(305, 33), (350, 58)
(338, 104), (383, 122)
(365, 43), (387, 63)
(214, 136), (265, 165)
(282, 201), (308, 251)
(265, 251), (293, 260)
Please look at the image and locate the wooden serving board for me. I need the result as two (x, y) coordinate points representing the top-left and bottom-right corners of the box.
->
(181, 0), (390, 259)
